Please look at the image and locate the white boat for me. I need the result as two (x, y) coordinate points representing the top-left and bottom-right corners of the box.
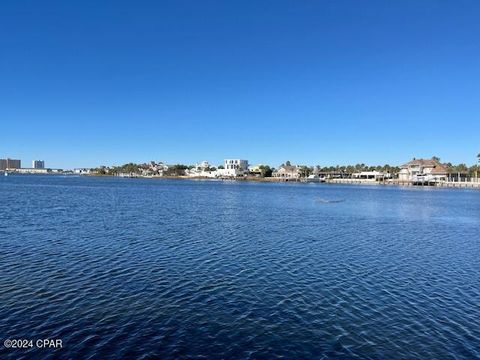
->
(306, 174), (326, 183)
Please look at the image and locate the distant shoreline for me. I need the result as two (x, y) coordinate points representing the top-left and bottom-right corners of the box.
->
(4, 172), (480, 189)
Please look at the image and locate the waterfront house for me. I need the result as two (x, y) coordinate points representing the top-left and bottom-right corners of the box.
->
(248, 164), (263, 177)
(156, 162), (169, 174)
(220, 159), (249, 177)
(399, 158), (448, 182)
(273, 165), (302, 179)
(196, 161), (210, 171)
(147, 161), (169, 176)
(74, 168), (91, 175)
(185, 160), (217, 178)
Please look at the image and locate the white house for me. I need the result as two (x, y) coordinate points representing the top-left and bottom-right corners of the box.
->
(74, 168), (91, 175)
(248, 164), (263, 176)
(195, 161), (210, 171)
(273, 165), (302, 179)
(185, 160), (217, 178)
(399, 158), (448, 182)
(220, 159), (249, 177)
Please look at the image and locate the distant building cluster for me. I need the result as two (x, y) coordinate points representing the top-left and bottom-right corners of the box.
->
(0, 157), (56, 173)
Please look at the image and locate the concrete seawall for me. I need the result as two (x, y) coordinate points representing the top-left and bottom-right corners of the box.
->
(326, 178), (480, 189)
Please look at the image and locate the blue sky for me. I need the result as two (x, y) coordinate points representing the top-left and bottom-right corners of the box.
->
(1, 0), (479, 169)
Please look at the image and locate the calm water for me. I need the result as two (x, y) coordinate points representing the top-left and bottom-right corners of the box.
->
(1, 175), (479, 359)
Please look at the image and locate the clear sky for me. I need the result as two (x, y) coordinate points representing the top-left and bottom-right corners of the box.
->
(1, 0), (479, 169)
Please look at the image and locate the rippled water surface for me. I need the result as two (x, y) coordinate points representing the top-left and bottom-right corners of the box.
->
(1, 175), (479, 359)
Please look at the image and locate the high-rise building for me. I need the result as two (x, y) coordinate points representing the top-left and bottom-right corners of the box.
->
(0, 158), (21, 170)
(33, 160), (45, 169)
(7, 158), (21, 169)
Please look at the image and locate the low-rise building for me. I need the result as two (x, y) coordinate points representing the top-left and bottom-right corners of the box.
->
(399, 158), (448, 182)
(14, 168), (50, 174)
(74, 168), (91, 175)
(143, 161), (169, 176)
(195, 161), (210, 171)
(185, 161), (217, 178)
(248, 164), (263, 176)
(273, 165), (302, 179)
